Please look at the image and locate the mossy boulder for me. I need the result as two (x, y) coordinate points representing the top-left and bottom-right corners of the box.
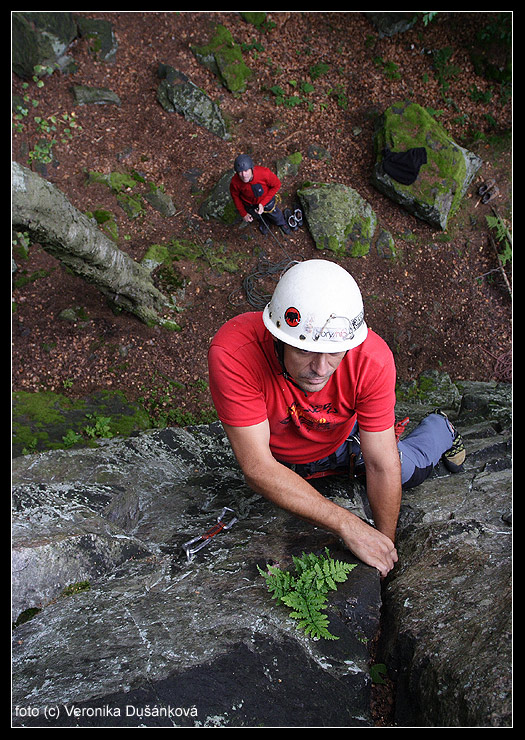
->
(276, 151), (303, 180)
(156, 63), (231, 140)
(12, 11), (78, 79)
(371, 101), (482, 230)
(297, 181), (377, 257)
(191, 24), (252, 95)
(198, 169), (238, 224)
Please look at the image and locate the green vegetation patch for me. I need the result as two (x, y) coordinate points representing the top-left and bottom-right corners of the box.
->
(258, 548), (357, 640)
(12, 389), (151, 457)
(143, 237), (249, 276)
(192, 24), (253, 94)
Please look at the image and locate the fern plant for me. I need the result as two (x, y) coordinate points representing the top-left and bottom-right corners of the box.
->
(258, 548), (357, 640)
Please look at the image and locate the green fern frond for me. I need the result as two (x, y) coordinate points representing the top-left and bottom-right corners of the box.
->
(283, 590), (337, 640)
(281, 585), (338, 640)
(293, 548), (357, 592)
(257, 563), (294, 601)
(259, 548), (357, 640)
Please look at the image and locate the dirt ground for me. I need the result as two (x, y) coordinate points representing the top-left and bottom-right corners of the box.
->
(12, 11), (512, 426)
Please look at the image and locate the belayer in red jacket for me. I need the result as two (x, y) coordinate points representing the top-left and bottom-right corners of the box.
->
(230, 154), (291, 236)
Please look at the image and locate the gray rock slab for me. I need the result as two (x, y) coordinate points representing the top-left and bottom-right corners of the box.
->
(12, 424), (379, 727)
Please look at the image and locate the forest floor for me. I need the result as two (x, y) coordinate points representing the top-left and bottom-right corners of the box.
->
(12, 11), (512, 429)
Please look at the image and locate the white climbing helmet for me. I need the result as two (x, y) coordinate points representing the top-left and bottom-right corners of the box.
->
(262, 260), (368, 352)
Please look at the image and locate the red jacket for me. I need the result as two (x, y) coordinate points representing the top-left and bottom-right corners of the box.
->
(230, 166), (282, 218)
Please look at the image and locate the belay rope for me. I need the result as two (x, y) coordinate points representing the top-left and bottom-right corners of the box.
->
(241, 254), (296, 310)
(232, 208), (303, 311)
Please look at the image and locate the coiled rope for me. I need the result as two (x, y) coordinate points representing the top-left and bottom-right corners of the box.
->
(232, 213), (302, 310)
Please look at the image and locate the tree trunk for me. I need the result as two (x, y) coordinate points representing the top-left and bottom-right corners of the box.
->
(12, 161), (170, 325)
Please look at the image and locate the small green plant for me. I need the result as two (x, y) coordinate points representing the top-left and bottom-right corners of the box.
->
(370, 662), (388, 685)
(309, 62), (330, 81)
(486, 213), (512, 265)
(373, 56), (401, 81)
(432, 47), (461, 96)
(13, 64), (83, 164)
(422, 11), (438, 25)
(62, 429), (83, 448)
(83, 413), (113, 439)
(61, 581), (91, 597)
(258, 548), (357, 640)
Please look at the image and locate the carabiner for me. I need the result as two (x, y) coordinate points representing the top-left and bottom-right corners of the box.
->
(182, 507), (238, 562)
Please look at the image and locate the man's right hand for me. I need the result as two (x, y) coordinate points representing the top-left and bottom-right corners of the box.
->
(338, 513), (398, 578)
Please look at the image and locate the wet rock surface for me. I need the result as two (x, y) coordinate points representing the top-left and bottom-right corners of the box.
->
(12, 424), (380, 727)
(12, 377), (511, 727)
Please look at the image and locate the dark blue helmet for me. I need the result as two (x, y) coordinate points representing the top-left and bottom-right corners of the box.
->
(234, 154), (254, 173)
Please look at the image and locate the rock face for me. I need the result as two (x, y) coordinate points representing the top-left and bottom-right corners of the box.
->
(12, 375), (511, 727)
(383, 378), (512, 726)
(156, 64), (231, 141)
(12, 424), (380, 727)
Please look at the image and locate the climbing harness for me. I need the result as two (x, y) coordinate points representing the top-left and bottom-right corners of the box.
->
(182, 507), (238, 563)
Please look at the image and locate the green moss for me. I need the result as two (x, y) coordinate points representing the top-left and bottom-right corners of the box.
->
(109, 171), (139, 192)
(116, 190), (146, 219)
(192, 24), (252, 94)
(12, 389), (151, 457)
(143, 237), (248, 275)
(160, 319), (182, 332)
(221, 199), (239, 225)
(85, 168), (165, 223)
(240, 12), (267, 27)
(288, 151), (303, 166)
(61, 581), (91, 597)
(142, 243), (171, 267)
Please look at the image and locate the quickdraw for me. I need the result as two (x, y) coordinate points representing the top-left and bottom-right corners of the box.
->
(182, 507), (238, 563)
(394, 416), (410, 441)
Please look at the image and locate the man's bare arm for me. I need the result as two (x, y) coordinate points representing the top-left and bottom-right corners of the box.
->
(359, 426), (402, 543)
(222, 420), (398, 577)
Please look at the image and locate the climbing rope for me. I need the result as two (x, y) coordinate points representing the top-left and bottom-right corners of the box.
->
(231, 213), (302, 310)
(494, 351), (512, 383)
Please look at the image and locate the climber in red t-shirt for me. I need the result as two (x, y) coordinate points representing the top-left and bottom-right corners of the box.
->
(230, 154), (291, 236)
(208, 260), (465, 577)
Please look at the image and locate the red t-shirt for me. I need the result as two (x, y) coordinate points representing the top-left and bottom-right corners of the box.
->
(208, 312), (397, 465)
(230, 166), (282, 218)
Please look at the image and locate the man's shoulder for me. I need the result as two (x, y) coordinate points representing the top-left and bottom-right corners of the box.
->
(363, 328), (393, 354)
(211, 312), (268, 353)
(351, 329), (395, 367)
(253, 165), (276, 180)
